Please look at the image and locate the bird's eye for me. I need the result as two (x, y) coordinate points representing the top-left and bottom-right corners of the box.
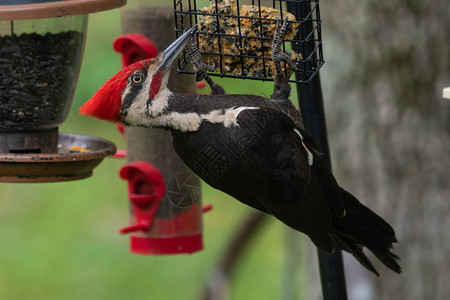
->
(132, 74), (143, 84)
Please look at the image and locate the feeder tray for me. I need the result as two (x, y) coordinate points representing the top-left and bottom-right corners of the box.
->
(0, 133), (116, 183)
(173, 0), (324, 84)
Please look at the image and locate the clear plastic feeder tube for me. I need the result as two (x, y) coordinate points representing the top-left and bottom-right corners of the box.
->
(0, 16), (87, 131)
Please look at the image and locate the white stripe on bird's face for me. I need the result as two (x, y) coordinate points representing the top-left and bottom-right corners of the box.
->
(123, 98), (260, 133)
(121, 65), (173, 126)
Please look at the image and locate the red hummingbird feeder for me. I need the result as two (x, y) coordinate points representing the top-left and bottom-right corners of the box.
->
(119, 161), (205, 255)
(0, 0), (125, 182)
(112, 33), (206, 255)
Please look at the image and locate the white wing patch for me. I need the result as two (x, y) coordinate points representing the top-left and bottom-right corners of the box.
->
(294, 129), (314, 166)
(202, 106), (259, 127)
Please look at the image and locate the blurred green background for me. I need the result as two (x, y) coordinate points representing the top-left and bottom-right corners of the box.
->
(0, 7), (303, 300)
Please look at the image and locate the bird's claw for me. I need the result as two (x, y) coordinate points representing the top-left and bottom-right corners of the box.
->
(188, 37), (215, 82)
(271, 18), (300, 74)
(188, 36), (226, 95)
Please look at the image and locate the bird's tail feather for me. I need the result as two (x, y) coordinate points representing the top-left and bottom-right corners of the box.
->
(331, 189), (401, 276)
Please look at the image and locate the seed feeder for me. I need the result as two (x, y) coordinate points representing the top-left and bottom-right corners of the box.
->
(0, 0), (125, 182)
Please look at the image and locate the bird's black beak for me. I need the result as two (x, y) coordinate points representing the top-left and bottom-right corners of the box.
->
(155, 25), (197, 76)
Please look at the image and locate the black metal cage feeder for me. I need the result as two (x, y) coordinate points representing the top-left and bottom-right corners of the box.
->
(173, 0), (323, 84)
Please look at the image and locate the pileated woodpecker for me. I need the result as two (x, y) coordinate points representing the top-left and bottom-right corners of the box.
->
(80, 22), (401, 275)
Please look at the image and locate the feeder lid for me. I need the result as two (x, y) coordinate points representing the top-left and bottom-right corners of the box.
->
(0, 0), (126, 21)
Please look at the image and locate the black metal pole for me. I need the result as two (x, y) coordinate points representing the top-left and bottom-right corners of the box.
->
(287, 1), (349, 300)
(298, 73), (348, 300)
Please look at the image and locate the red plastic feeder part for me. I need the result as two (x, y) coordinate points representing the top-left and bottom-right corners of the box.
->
(120, 161), (203, 255)
(115, 35), (203, 255)
(113, 34), (158, 67)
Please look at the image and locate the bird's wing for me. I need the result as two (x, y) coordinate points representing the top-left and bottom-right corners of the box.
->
(234, 107), (337, 250)
(238, 105), (347, 218)
(233, 106), (312, 204)
(295, 127), (347, 218)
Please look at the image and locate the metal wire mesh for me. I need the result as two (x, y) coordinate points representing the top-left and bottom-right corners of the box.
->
(173, 0), (323, 84)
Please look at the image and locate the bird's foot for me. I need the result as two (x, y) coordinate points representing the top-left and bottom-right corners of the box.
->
(188, 37), (226, 95)
(270, 18), (297, 102)
(188, 37), (215, 81)
(271, 18), (299, 76)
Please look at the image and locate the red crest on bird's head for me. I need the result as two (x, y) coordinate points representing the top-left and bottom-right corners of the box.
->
(79, 59), (153, 123)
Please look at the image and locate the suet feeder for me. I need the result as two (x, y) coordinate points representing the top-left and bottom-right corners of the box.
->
(0, 0), (125, 182)
(173, 0), (324, 84)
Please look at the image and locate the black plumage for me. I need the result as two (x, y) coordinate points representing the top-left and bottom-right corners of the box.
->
(168, 92), (401, 276)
